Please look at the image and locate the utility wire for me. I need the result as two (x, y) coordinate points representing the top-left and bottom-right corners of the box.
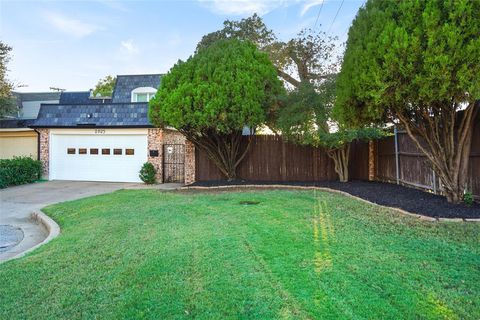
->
(313, 0), (325, 29)
(327, 0), (345, 34)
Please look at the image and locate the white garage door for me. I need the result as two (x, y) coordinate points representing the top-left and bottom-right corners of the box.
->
(50, 132), (148, 182)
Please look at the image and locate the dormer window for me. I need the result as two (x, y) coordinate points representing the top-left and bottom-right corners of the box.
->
(131, 87), (157, 102)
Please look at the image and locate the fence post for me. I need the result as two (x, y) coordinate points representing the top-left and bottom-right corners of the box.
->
(432, 169), (437, 194)
(394, 125), (400, 185)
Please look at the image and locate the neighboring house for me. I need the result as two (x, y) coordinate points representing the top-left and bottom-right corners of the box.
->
(0, 92), (60, 159)
(31, 74), (195, 184)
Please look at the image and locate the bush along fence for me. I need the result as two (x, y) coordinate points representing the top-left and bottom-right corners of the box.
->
(0, 157), (43, 189)
(195, 123), (479, 200)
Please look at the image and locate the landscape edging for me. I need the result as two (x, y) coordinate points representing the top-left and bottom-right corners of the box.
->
(7, 211), (61, 262)
(180, 185), (480, 223)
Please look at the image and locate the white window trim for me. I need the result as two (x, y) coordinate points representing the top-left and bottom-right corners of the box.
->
(131, 87), (157, 102)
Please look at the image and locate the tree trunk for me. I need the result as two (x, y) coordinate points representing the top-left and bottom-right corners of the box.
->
(181, 129), (251, 181)
(397, 101), (479, 204)
(326, 144), (350, 182)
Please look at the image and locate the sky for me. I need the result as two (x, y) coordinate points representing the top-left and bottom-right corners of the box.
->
(1, 0), (364, 92)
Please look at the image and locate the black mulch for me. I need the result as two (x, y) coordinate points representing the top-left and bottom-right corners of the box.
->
(189, 180), (480, 219)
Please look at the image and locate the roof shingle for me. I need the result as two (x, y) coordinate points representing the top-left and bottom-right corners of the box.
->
(31, 103), (151, 127)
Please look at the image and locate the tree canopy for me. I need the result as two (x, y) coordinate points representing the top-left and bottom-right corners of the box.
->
(335, 0), (480, 202)
(0, 41), (17, 118)
(92, 75), (116, 97)
(149, 39), (283, 179)
(197, 14), (339, 90)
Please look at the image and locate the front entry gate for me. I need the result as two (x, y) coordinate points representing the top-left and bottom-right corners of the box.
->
(163, 144), (185, 183)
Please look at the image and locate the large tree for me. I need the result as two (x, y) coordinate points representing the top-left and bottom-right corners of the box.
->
(0, 41), (17, 118)
(197, 14), (376, 182)
(335, 0), (480, 203)
(275, 80), (382, 182)
(196, 15), (339, 90)
(149, 39), (283, 180)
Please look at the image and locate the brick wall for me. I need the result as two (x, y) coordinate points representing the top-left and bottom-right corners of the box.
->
(163, 129), (186, 145)
(147, 128), (195, 184)
(37, 128), (50, 178)
(184, 140), (196, 185)
(147, 128), (163, 182)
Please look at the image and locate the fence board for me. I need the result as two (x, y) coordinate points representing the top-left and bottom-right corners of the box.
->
(195, 135), (339, 182)
(349, 140), (369, 180)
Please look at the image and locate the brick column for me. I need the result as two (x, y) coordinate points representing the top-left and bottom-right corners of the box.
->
(147, 128), (163, 182)
(37, 128), (50, 179)
(184, 140), (196, 185)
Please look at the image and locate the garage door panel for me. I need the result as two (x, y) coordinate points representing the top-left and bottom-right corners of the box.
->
(50, 134), (147, 182)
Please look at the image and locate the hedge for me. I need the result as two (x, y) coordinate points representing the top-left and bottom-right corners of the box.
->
(0, 157), (42, 188)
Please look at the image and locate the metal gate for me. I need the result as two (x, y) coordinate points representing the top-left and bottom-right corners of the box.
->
(163, 144), (185, 183)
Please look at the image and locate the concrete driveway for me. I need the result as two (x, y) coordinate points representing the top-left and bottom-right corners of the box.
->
(0, 181), (141, 262)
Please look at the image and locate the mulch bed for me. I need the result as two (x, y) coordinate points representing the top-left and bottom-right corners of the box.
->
(189, 180), (480, 219)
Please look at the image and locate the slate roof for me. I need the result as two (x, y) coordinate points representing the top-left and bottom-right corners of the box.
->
(59, 91), (112, 104)
(13, 92), (61, 103)
(0, 119), (35, 129)
(59, 91), (92, 104)
(31, 103), (152, 128)
(112, 74), (162, 103)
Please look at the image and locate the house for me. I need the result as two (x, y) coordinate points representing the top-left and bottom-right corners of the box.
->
(0, 92), (60, 159)
(31, 74), (195, 184)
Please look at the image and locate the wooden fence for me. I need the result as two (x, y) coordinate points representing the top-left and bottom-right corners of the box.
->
(195, 135), (338, 181)
(375, 124), (480, 199)
(195, 121), (479, 199)
(195, 135), (367, 182)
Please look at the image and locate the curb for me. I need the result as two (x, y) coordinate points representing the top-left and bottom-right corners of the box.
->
(180, 185), (480, 223)
(5, 211), (61, 262)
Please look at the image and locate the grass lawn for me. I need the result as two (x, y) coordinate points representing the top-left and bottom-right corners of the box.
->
(0, 189), (479, 319)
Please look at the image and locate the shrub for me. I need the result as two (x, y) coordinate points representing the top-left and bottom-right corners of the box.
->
(0, 157), (42, 188)
(464, 191), (474, 207)
(139, 162), (156, 184)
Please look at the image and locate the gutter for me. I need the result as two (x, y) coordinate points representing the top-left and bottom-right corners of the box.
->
(29, 125), (155, 129)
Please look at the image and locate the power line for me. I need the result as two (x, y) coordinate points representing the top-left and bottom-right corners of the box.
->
(313, 0), (325, 29)
(327, 0), (345, 34)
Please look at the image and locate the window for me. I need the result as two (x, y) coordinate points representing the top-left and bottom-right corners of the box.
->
(114, 148), (122, 155)
(67, 148), (75, 154)
(134, 93), (150, 102)
(90, 148), (99, 155)
(79, 148), (87, 155)
(102, 148), (110, 155)
(126, 149), (135, 155)
(131, 87), (157, 102)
